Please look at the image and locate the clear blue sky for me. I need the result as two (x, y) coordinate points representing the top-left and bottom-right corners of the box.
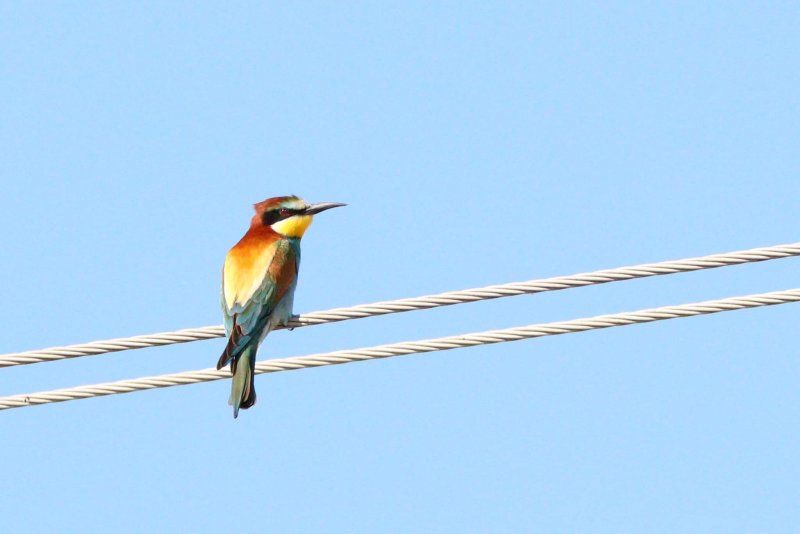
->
(2, 3), (799, 532)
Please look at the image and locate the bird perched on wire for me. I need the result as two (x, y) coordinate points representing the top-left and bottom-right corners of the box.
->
(217, 195), (346, 418)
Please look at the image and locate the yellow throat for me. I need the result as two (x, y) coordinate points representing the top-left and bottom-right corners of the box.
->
(271, 214), (313, 238)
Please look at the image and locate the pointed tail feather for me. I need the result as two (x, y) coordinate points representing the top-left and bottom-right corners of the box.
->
(228, 345), (257, 419)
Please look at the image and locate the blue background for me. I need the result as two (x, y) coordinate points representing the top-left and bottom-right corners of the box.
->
(2, 3), (799, 532)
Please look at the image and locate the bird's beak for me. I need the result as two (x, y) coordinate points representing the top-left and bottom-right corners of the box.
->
(304, 202), (347, 215)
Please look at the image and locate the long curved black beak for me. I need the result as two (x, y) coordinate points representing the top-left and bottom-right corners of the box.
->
(305, 202), (347, 215)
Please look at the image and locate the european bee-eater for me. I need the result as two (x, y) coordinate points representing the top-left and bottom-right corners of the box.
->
(217, 195), (345, 418)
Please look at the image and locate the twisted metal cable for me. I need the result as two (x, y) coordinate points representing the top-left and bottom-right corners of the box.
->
(2, 288), (798, 411)
(2, 242), (799, 369)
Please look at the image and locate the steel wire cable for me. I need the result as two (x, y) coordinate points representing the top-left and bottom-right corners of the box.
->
(2, 242), (799, 368)
(2, 288), (798, 411)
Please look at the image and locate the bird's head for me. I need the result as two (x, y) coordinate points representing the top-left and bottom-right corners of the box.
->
(252, 195), (346, 238)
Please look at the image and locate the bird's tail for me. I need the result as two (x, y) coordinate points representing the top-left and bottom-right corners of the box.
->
(217, 338), (257, 419)
(229, 345), (257, 418)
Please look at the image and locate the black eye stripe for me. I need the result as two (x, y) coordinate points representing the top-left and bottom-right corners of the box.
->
(262, 207), (302, 226)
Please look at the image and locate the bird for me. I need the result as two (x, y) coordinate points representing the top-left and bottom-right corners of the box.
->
(217, 195), (345, 418)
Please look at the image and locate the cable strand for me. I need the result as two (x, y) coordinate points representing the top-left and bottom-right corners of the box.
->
(2, 288), (798, 410)
(2, 241), (799, 368)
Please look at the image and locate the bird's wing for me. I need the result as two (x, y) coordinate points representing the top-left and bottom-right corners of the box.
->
(219, 239), (298, 367)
